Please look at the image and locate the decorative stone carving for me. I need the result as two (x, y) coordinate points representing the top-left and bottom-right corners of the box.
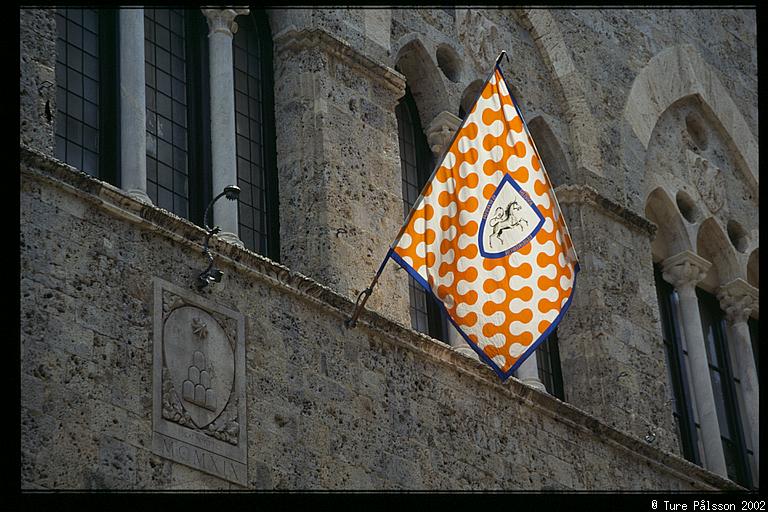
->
(660, 250), (711, 291)
(687, 150), (725, 214)
(426, 111), (462, 157)
(717, 278), (758, 324)
(153, 278), (247, 485)
(456, 9), (499, 69)
(201, 8), (250, 37)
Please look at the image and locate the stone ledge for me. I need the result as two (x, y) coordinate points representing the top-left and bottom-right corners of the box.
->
(556, 183), (657, 238)
(273, 26), (405, 95)
(19, 145), (742, 491)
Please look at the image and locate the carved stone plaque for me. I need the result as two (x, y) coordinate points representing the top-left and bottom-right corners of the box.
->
(152, 278), (247, 486)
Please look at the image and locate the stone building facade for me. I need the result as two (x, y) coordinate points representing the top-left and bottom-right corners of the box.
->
(20, 7), (758, 490)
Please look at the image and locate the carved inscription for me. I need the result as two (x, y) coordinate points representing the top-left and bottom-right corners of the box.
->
(153, 278), (246, 485)
(154, 432), (247, 487)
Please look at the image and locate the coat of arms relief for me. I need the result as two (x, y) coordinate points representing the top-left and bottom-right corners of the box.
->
(153, 279), (247, 486)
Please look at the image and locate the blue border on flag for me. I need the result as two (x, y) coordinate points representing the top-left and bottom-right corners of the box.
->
(389, 250), (580, 382)
(477, 174), (546, 259)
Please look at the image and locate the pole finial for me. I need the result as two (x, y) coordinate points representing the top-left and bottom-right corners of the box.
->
(495, 50), (509, 68)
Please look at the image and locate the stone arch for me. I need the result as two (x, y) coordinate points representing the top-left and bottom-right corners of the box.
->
(393, 34), (451, 127)
(645, 187), (692, 263)
(747, 248), (758, 289)
(458, 79), (484, 119)
(527, 115), (572, 187)
(518, 8), (603, 177)
(624, 44), (758, 191)
(696, 217), (740, 291)
(435, 43), (463, 83)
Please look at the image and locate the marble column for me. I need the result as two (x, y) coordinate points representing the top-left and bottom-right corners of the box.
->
(717, 278), (759, 483)
(202, 8), (249, 247)
(662, 250), (727, 478)
(119, 8), (152, 204)
(516, 350), (547, 392)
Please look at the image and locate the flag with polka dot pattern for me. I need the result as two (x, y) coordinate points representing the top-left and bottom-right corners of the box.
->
(389, 65), (579, 381)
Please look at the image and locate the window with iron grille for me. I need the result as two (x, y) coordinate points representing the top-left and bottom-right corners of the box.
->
(144, 8), (203, 219)
(55, 8), (279, 252)
(698, 288), (752, 488)
(232, 12), (279, 260)
(395, 87), (447, 341)
(654, 264), (700, 465)
(535, 329), (565, 400)
(748, 317), (758, 379)
(54, 8), (118, 184)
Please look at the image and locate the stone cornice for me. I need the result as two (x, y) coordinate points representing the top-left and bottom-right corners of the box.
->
(19, 144), (743, 492)
(717, 278), (759, 324)
(554, 184), (657, 238)
(272, 26), (405, 95)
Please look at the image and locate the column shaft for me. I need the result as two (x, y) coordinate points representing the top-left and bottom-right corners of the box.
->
(204, 9), (248, 247)
(516, 351), (546, 392)
(675, 284), (728, 477)
(119, 9), (152, 204)
(725, 319), (759, 482)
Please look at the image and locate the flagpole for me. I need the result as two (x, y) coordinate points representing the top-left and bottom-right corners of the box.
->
(346, 50), (513, 329)
(495, 49), (509, 67)
(345, 248), (392, 328)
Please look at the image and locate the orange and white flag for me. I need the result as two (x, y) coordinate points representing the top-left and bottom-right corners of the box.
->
(388, 60), (579, 380)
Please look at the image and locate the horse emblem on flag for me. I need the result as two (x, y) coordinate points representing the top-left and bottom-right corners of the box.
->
(385, 56), (579, 380)
(479, 174), (545, 258)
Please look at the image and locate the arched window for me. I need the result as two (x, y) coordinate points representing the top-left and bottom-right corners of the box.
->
(697, 289), (753, 488)
(653, 263), (700, 464)
(54, 8), (118, 183)
(527, 116), (570, 187)
(536, 330), (564, 400)
(395, 87), (447, 341)
(232, 12), (279, 260)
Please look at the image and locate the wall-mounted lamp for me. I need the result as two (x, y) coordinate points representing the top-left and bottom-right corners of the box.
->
(196, 185), (240, 290)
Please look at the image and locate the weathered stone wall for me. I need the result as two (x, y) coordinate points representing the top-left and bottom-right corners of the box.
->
(548, 8), (757, 208)
(270, 15), (411, 328)
(20, 150), (740, 490)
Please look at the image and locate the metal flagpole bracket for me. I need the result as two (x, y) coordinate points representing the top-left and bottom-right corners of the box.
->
(345, 287), (373, 328)
(344, 249), (392, 329)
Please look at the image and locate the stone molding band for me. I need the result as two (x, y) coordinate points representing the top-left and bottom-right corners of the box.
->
(273, 26), (406, 95)
(555, 184), (657, 237)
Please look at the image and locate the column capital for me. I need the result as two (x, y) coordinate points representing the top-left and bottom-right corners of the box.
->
(201, 7), (250, 37)
(661, 251), (711, 291)
(717, 278), (759, 324)
(426, 111), (462, 158)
